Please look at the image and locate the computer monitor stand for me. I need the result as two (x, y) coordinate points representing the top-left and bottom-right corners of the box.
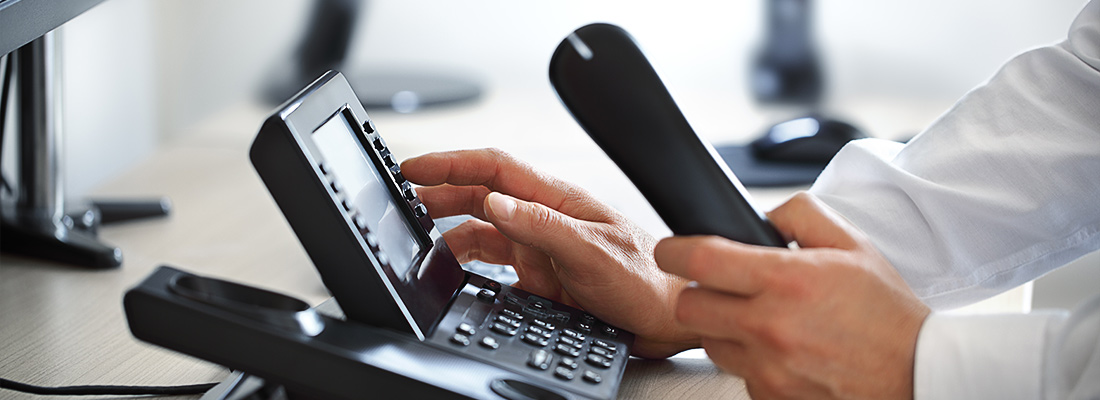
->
(263, 0), (482, 112)
(0, 32), (169, 269)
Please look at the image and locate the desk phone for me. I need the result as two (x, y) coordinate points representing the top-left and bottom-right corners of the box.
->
(125, 71), (632, 400)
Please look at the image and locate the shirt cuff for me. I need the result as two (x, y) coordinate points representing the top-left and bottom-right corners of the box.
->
(913, 311), (1062, 400)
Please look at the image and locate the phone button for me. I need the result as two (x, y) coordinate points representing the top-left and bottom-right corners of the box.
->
(477, 288), (497, 303)
(527, 349), (552, 370)
(374, 251), (389, 267)
(585, 353), (612, 369)
(592, 339), (617, 352)
(499, 308), (523, 320)
(362, 231), (380, 251)
(352, 214), (366, 230)
(450, 333), (470, 346)
(554, 343), (580, 358)
(583, 370), (603, 384)
(561, 329), (586, 341)
(526, 325), (552, 339)
(490, 322), (518, 336)
(557, 336), (582, 349)
(602, 326), (618, 338)
(553, 366), (575, 381)
(495, 315), (520, 328)
(413, 203), (428, 218)
(522, 333), (549, 347)
(456, 322), (476, 336)
(480, 336), (500, 350)
(589, 345), (613, 358)
(363, 120), (376, 134)
(530, 319), (555, 331)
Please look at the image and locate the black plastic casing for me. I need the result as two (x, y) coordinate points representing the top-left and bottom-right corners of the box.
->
(249, 71), (465, 338)
(124, 267), (517, 400)
(549, 24), (787, 247)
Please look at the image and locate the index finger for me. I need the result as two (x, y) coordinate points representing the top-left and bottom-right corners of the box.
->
(655, 236), (785, 296)
(402, 148), (596, 217)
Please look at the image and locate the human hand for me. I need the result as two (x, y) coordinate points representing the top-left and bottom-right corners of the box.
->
(656, 192), (930, 399)
(401, 149), (699, 358)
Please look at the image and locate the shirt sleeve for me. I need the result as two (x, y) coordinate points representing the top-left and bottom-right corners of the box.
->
(913, 295), (1100, 400)
(808, 0), (1100, 310)
(807, 2), (1100, 399)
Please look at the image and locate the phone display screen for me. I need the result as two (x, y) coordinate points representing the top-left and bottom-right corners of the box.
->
(311, 114), (420, 279)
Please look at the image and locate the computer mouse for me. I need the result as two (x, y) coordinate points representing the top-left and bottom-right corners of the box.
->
(750, 115), (866, 164)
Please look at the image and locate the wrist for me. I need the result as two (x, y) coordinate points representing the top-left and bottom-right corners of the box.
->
(630, 273), (701, 359)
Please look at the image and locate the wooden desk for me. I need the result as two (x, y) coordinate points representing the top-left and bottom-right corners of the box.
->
(3, 87), (822, 399)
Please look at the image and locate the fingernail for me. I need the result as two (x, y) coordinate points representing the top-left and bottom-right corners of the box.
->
(487, 192), (517, 222)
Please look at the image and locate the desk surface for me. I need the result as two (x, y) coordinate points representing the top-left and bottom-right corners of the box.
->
(0, 87), (953, 399)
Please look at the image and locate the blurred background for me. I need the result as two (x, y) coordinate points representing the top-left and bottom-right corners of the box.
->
(48, 0), (1094, 308)
(57, 0), (1086, 197)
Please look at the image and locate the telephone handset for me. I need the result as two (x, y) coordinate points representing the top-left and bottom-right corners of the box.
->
(124, 71), (633, 400)
(550, 24), (788, 248)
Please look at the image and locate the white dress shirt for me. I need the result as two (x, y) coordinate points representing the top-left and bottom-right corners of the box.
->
(808, 1), (1100, 398)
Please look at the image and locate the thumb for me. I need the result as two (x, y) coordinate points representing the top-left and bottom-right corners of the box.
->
(483, 191), (582, 255)
(766, 192), (865, 250)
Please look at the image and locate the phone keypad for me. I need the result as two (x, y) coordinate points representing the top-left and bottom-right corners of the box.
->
(435, 280), (631, 392)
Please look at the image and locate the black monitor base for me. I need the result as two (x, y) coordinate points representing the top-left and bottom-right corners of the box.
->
(1, 214), (121, 269)
(1, 34), (171, 270)
(0, 199), (170, 269)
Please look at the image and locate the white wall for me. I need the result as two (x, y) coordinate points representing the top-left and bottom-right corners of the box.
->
(57, 1), (1089, 198)
(150, 0), (309, 142)
(61, 0), (157, 199)
(143, 0), (1088, 141)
